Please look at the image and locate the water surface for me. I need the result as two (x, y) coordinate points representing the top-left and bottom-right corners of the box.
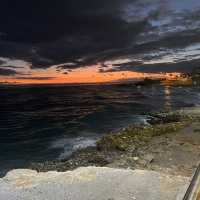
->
(0, 84), (200, 173)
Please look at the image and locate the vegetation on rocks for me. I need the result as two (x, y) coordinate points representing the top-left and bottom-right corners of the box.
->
(148, 112), (193, 124)
(96, 121), (190, 152)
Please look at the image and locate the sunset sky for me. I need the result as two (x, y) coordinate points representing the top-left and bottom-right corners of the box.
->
(1, 0), (200, 84)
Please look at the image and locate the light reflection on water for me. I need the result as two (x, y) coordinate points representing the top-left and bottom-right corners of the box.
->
(164, 85), (172, 110)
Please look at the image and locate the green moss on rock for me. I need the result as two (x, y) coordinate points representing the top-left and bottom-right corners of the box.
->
(97, 121), (190, 151)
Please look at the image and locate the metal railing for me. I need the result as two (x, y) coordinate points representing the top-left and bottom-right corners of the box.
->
(183, 164), (200, 200)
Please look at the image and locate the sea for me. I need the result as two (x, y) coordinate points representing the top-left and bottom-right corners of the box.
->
(0, 83), (200, 174)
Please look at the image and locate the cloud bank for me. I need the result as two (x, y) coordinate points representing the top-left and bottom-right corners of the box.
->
(0, 0), (200, 78)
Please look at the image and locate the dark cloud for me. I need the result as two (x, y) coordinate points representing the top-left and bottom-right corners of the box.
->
(0, 0), (148, 69)
(0, 65), (23, 69)
(0, 0), (129, 43)
(132, 59), (200, 73)
(99, 60), (143, 73)
(0, 68), (19, 76)
(0, 0), (200, 74)
(14, 77), (55, 80)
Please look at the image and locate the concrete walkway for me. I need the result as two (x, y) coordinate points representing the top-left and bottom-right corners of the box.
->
(0, 167), (189, 200)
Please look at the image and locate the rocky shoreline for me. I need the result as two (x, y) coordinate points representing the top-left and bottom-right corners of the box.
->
(29, 108), (200, 178)
(1, 82), (200, 199)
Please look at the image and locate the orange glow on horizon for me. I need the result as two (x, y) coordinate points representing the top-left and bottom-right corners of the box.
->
(0, 65), (181, 85)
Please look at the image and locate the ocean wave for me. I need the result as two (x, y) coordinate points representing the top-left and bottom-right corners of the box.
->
(51, 136), (97, 160)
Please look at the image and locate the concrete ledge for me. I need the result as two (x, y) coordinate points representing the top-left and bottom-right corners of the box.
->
(0, 167), (189, 200)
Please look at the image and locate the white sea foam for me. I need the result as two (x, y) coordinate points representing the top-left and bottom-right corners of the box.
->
(131, 115), (150, 126)
(50, 115), (150, 160)
(51, 136), (97, 160)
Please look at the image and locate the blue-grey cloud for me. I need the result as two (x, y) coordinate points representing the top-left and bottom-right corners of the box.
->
(99, 58), (200, 74)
